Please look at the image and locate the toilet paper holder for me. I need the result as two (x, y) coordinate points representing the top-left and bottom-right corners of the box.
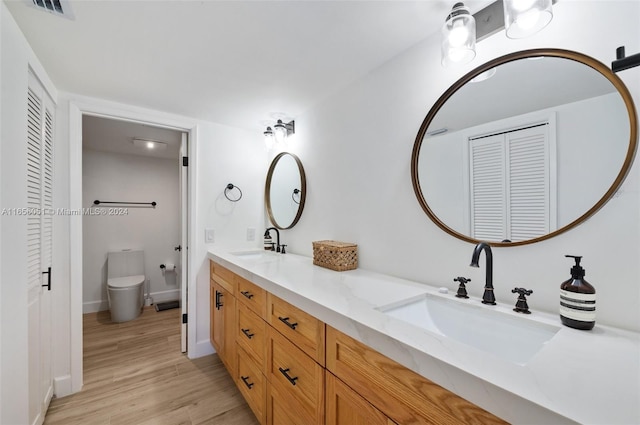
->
(159, 263), (176, 272)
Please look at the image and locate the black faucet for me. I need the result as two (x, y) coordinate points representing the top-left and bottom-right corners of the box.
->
(470, 242), (496, 305)
(264, 227), (283, 253)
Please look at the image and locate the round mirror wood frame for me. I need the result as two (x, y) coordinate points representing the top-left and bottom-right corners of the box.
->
(265, 152), (307, 229)
(411, 48), (638, 247)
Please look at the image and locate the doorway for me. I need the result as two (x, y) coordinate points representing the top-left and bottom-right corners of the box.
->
(68, 102), (196, 393)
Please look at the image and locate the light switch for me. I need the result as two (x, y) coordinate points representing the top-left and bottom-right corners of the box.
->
(247, 227), (256, 241)
(205, 228), (215, 243)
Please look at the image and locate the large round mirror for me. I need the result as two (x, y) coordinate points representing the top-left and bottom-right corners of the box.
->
(412, 49), (637, 246)
(265, 152), (306, 229)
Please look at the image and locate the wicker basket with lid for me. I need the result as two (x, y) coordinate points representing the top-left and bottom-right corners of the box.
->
(312, 240), (358, 271)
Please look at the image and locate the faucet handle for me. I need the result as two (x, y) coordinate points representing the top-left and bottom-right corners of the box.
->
(453, 277), (471, 299)
(511, 287), (533, 314)
(280, 244), (287, 254)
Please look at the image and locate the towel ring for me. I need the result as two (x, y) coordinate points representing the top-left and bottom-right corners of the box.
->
(292, 188), (301, 204)
(224, 183), (242, 202)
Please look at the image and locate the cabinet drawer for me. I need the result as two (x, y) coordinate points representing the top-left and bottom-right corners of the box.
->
(267, 327), (324, 424)
(210, 260), (236, 294)
(237, 345), (266, 425)
(237, 302), (267, 369)
(237, 275), (267, 318)
(326, 326), (506, 425)
(267, 294), (325, 365)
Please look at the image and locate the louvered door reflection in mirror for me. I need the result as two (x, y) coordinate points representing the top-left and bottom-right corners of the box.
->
(411, 49), (638, 246)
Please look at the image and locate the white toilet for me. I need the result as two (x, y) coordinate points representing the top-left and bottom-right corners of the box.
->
(107, 250), (145, 323)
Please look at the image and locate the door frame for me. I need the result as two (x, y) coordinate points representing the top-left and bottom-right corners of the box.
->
(68, 97), (198, 393)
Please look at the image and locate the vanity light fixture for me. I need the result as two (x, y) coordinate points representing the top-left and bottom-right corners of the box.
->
(263, 119), (295, 149)
(441, 2), (476, 67)
(441, 0), (555, 67)
(132, 138), (167, 150)
(503, 0), (553, 39)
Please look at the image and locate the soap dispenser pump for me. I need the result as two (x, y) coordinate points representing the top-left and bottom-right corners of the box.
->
(560, 255), (596, 330)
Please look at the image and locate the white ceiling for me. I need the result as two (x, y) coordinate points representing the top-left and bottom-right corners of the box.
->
(83, 115), (183, 159)
(5, 0), (493, 131)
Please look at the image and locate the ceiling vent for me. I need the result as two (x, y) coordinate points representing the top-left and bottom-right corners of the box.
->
(26, 0), (75, 20)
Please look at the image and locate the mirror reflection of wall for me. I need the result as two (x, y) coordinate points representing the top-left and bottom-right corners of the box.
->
(265, 152), (306, 229)
(413, 50), (637, 246)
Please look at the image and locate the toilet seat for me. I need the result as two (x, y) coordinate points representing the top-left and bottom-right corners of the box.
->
(107, 275), (145, 288)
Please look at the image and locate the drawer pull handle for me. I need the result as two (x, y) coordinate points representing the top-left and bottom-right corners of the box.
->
(278, 367), (298, 386)
(278, 316), (298, 330)
(241, 376), (254, 389)
(240, 290), (254, 299)
(241, 328), (254, 339)
(215, 290), (223, 310)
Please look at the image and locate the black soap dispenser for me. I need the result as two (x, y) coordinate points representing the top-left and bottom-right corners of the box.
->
(560, 255), (596, 330)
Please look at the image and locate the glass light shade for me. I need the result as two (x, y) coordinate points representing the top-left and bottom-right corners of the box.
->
(264, 127), (275, 149)
(504, 0), (553, 39)
(273, 120), (287, 144)
(441, 3), (476, 67)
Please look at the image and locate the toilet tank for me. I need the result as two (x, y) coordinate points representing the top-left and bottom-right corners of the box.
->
(107, 250), (145, 279)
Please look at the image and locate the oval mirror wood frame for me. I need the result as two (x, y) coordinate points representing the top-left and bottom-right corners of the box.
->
(265, 152), (307, 230)
(411, 48), (638, 247)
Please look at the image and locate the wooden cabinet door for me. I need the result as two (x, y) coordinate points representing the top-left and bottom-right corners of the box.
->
(211, 280), (236, 377)
(326, 372), (395, 425)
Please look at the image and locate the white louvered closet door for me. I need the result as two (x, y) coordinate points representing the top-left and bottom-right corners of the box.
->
(469, 134), (506, 241)
(469, 123), (552, 242)
(507, 125), (550, 241)
(27, 71), (55, 425)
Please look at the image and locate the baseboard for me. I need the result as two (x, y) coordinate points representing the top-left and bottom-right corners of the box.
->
(82, 300), (108, 314)
(150, 289), (181, 304)
(53, 374), (73, 398)
(189, 339), (215, 359)
(83, 289), (181, 313)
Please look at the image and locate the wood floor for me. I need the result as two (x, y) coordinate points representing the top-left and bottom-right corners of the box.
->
(45, 307), (259, 425)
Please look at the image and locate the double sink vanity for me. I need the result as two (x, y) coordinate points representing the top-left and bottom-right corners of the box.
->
(211, 47), (640, 424)
(209, 248), (640, 424)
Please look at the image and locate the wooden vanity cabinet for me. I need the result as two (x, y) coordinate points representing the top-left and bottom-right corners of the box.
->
(210, 260), (505, 425)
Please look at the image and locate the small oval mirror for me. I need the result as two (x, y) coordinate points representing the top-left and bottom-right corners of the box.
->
(412, 49), (637, 246)
(265, 152), (306, 229)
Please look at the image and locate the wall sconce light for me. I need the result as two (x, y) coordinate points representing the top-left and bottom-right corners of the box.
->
(264, 127), (275, 149)
(264, 119), (295, 149)
(441, 0), (554, 67)
(441, 2), (476, 67)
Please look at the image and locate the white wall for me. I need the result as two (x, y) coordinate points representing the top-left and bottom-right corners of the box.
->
(82, 149), (181, 313)
(277, 1), (640, 332)
(193, 123), (267, 356)
(0, 2), (58, 422)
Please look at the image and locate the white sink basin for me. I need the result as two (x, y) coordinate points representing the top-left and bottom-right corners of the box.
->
(230, 250), (277, 260)
(378, 294), (560, 365)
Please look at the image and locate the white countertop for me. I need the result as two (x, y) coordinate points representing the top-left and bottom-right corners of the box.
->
(208, 248), (640, 425)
